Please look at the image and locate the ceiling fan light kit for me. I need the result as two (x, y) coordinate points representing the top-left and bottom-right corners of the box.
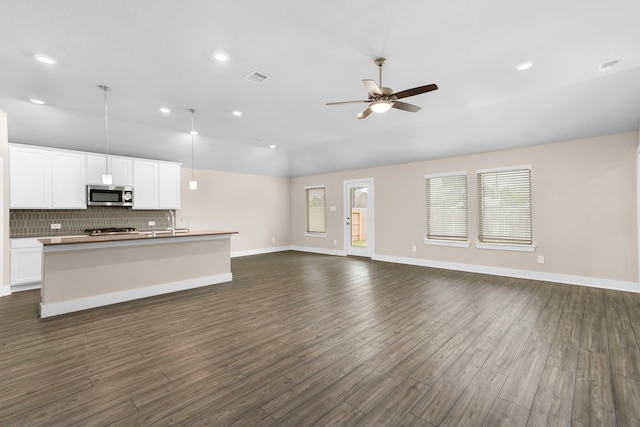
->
(326, 57), (438, 119)
(370, 100), (392, 113)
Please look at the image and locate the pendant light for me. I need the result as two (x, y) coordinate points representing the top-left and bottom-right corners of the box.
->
(187, 108), (197, 190)
(98, 85), (112, 185)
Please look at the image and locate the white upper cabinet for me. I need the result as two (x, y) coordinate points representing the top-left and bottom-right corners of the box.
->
(10, 145), (87, 209)
(51, 151), (87, 208)
(9, 145), (52, 208)
(10, 144), (181, 210)
(111, 157), (133, 186)
(87, 154), (133, 186)
(133, 160), (182, 210)
(158, 162), (181, 209)
(87, 154), (108, 185)
(132, 159), (159, 209)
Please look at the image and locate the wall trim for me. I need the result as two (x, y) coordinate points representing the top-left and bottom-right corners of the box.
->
(290, 245), (346, 257)
(40, 272), (232, 318)
(637, 140), (640, 284)
(372, 253), (639, 294)
(0, 286), (10, 297)
(231, 246), (292, 258)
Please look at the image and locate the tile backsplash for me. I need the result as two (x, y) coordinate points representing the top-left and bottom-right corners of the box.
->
(10, 208), (174, 237)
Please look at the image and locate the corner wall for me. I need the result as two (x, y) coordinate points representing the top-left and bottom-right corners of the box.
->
(178, 168), (290, 257)
(1, 111), (9, 295)
(290, 132), (639, 291)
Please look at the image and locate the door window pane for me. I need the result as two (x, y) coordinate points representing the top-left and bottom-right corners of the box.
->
(350, 187), (367, 247)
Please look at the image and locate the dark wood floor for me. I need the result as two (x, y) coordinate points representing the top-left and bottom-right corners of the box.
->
(1, 251), (639, 426)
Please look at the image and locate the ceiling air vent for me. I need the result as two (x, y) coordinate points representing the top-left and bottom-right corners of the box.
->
(244, 70), (270, 84)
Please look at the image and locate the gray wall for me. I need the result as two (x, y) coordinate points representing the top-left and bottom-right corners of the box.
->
(290, 132), (639, 287)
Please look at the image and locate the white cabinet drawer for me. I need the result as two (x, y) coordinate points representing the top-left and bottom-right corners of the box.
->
(10, 238), (43, 249)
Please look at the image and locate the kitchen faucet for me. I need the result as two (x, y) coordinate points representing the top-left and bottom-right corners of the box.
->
(167, 210), (176, 234)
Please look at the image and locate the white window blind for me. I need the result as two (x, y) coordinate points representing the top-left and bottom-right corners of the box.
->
(425, 173), (467, 241)
(477, 167), (532, 245)
(306, 187), (326, 233)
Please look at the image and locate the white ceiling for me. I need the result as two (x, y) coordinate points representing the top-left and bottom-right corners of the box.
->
(1, 0), (639, 177)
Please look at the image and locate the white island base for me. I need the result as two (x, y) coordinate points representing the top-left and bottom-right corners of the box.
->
(39, 232), (236, 318)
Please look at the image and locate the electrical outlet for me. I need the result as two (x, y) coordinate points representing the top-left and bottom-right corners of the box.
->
(333, 239), (337, 245)
(329, 206), (337, 212)
(537, 255), (545, 264)
(148, 221), (156, 226)
(50, 223), (62, 230)
(272, 237), (276, 243)
(412, 245), (417, 252)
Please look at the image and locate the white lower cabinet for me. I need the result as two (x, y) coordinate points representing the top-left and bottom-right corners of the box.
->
(10, 238), (43, 290)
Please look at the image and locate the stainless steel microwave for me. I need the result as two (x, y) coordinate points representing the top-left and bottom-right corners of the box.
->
(86, 185), (133, 207)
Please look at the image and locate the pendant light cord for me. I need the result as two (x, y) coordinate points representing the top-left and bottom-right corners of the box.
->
(188, 108), (196, 181)
(99, 85), (110, 175)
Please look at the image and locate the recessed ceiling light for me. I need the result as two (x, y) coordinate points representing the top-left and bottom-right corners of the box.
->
(599, 60), (620, 72)
(34, 54), (57, 65)
(29, 98), (46, 105)
(232, 111), (242, 117)
(190, 130), (198, 136)
(212, 50), (230, 62)
(269, 144), (276, 149)
(516, 61), (533, 71)
(159, 107), (171, 113)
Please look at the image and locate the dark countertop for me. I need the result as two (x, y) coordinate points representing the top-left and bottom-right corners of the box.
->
(37, 230), (238, 246)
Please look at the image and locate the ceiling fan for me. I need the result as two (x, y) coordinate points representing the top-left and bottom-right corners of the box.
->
(326, 57), (438, 119)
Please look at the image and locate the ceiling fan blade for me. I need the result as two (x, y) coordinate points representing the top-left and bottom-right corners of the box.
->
(392, 83), (438, 100)
(358, 107), (373, 120)
(326, 100), (369, 106)
(363, 79), (382, 97)
(392, 101), (421, 113)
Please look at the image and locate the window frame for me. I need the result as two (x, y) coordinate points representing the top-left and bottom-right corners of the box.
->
(475, 165), (535, 252)
(304, 185), (327, 237)
(424, 171), (470, 248)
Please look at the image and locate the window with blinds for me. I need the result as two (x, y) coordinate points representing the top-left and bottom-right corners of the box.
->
(425, 173), (468, 241)
(477, 167), (532, 245)
(306, 186), (326, 233)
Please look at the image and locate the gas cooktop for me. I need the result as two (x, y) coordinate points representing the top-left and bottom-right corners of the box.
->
(85, 227), (138, 236)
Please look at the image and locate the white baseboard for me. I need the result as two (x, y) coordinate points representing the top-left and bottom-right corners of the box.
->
(40, 273), (233, 318)
(372, 254), (640, 294)
(231, 245), (347, 258)
(231, 246), (291, 258)
(11, 282), (40, 292)
(0, 286), (11, 297)
(290, 245), (347, 257)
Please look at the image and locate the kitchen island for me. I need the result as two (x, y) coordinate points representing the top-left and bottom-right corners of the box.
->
(38, 230), (237, 318)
